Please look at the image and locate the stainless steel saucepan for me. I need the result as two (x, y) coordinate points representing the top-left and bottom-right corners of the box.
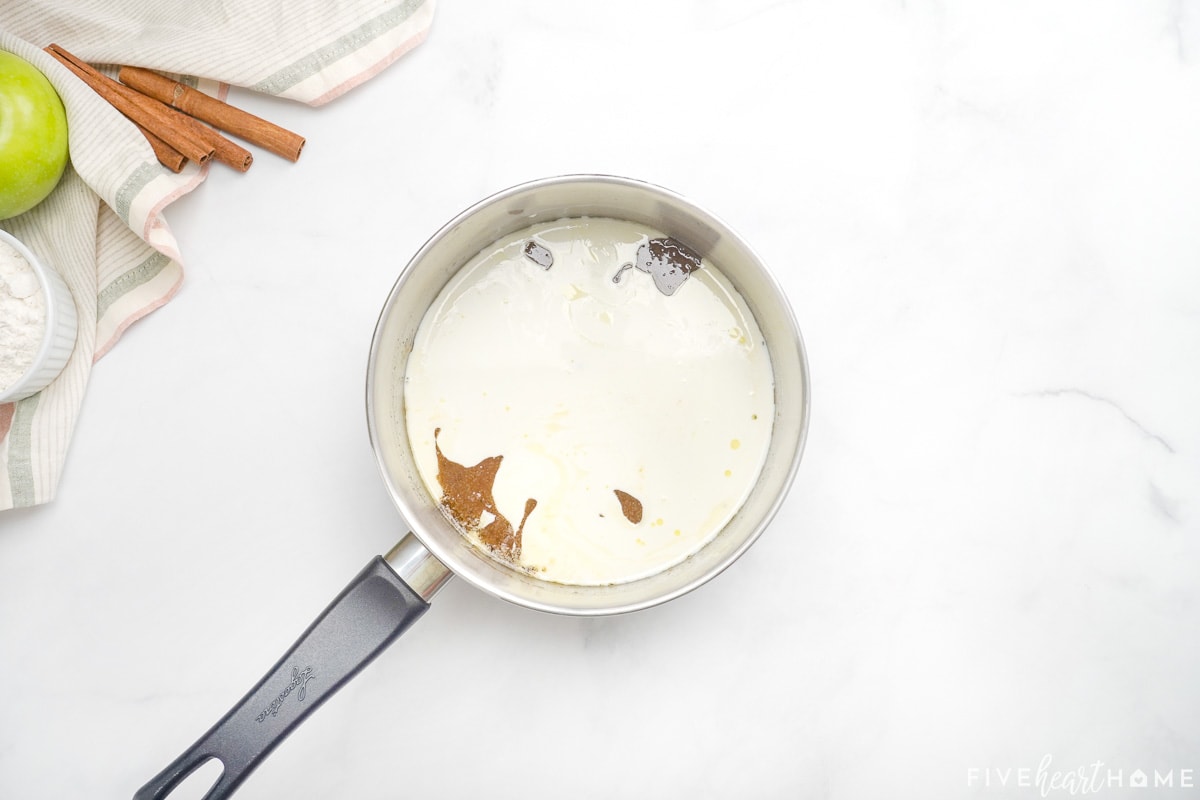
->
(134, 174), (811, 800)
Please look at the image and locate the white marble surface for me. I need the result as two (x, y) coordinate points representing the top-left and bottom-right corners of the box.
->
(3, 1), (1200, 798)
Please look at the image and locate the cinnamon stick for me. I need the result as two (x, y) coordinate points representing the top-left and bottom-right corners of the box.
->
(134, 123), (186, 173)
(49, 46), (253, 172)
(119, 65), (305, 162)
(171, 111), (254, 172)
(45, 44), (214, 167)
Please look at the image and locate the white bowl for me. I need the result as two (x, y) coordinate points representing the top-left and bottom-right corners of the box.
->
(0, 229), (78, 404)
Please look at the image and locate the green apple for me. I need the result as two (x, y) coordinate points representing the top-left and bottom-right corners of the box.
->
(0, 50), (69, 220)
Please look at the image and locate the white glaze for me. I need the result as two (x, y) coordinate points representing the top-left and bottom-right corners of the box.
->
(404, 217), (774, 585)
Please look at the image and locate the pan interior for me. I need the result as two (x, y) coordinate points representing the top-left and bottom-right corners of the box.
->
(367, 175), (809, 615)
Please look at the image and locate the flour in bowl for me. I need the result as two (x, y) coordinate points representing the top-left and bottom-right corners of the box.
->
(0, 239), (46, 393)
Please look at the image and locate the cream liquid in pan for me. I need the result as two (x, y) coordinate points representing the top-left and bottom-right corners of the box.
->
(403, 217), (775, 586)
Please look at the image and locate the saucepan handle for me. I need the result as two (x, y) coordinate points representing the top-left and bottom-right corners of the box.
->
(133, 554), (433, 800)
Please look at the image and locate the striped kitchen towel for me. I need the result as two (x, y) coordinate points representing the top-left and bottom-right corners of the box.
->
(0, 0), (434, 509)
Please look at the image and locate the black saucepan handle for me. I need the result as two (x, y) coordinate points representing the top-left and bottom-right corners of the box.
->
(133, 556), (430, 800)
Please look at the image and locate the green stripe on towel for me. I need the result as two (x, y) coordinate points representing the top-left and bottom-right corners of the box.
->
(113, 162), (162, 223)
(7, 394), (40, 508)
(250, 0), (426, 94)
(97, 250), (171, 320)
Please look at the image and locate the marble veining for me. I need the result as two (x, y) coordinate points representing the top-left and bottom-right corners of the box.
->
(1020, 388), (1176, 454)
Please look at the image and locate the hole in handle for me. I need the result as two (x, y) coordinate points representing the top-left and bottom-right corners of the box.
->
(161, 757), (224, 800)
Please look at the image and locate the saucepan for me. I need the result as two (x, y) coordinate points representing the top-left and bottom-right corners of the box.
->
(134, 174), (811, 800)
